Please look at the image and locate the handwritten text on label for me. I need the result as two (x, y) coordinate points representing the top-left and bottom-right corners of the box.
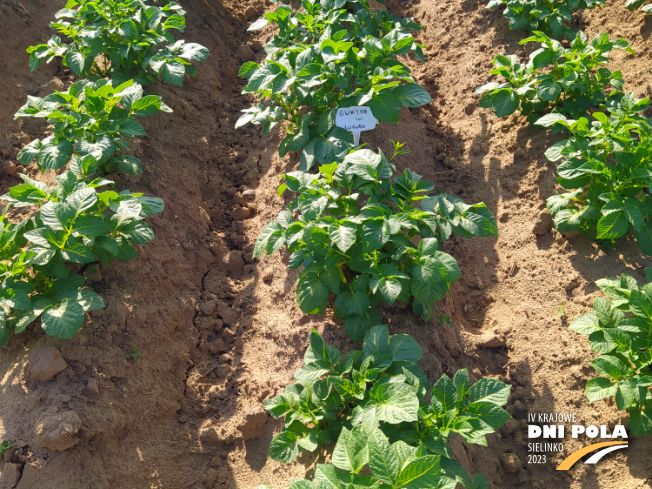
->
(335, 106), (377, 145)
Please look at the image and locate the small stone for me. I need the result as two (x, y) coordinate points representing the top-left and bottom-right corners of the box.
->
(219, 354), (232, 364)
(235, 44), (256, 63)
(27, 346), (68, 382)
(200, 300), (217, 316)
(0, 463), (21, 488)
(86, 378), (99, 395)
(217, 303), (240, 326)
(464, 104), (475, 115)
(532, 211), (553, 235)
(500, 452), (522, 473)
(232, 205), (251, 220)
(243, 264), (252, 275)
(242, 189), (256, 201)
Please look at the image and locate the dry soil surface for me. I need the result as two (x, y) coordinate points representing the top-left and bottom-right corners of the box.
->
(0, 0), (650, 488)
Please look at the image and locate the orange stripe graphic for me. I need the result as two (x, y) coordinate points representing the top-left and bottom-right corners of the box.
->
(557, 441), (628, 471)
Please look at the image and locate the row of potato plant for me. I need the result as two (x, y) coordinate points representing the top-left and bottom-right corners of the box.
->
(0, 0), (209, 346)
(237, 0), (432, 169)
(477, 24), (651, 255)
(240, 1), (511, 488)
(259, 327), (511, 489)
(570, 270), (652, 436)
(480, 3), (651, 435)
(486, 0), (651, 40)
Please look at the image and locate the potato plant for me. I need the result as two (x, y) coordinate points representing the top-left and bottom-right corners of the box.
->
(476, 31), (632, 123)
(15, 79), (170, 177)
(237, 0), (431, 168)
(537, 92), (652, 255)
(259, 327), (510, 489)
(27, 0), (210, 86)
(0, 171), (163, 347)
(486, 0), (606, 39)
(571, 271), (652, 436)
(626, 0), (652, 12)
(254, 149), (498, 335)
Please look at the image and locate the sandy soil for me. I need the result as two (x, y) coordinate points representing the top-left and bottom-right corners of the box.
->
(0, 0), (650, 488)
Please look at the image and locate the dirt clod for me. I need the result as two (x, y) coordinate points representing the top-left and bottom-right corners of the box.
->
(86, 378), (99, 395)
(500, 453), (522, 473)
(0, 160), (17, 176)
(200, 300), (217, 316)
(244, 6), (257, 19)
(475, 334), (506, 349)
(235, 44), (255, 63)
(232, 205), (251, 220)
(199, 425), (220, 445)
(0, 462), (21, 489)
(27, 347), (68, 382)
(238, 406), (268, 441)
(206, 468), (219, 488)
(34, 410), (82, 451)
(217, 304), (240, 326)
(222, 250), (245, 273)
(532, 211), (553, 235)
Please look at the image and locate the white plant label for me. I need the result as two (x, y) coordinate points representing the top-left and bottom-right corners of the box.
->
(335, 106), (377, 146)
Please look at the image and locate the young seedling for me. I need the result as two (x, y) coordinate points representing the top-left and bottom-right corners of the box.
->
(125, 348), (141, 362)
(437, 315), (455, 327)
(389, 139), (409, 161)
(557, 303), (566, 318)
(0, 440), (12, 457)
